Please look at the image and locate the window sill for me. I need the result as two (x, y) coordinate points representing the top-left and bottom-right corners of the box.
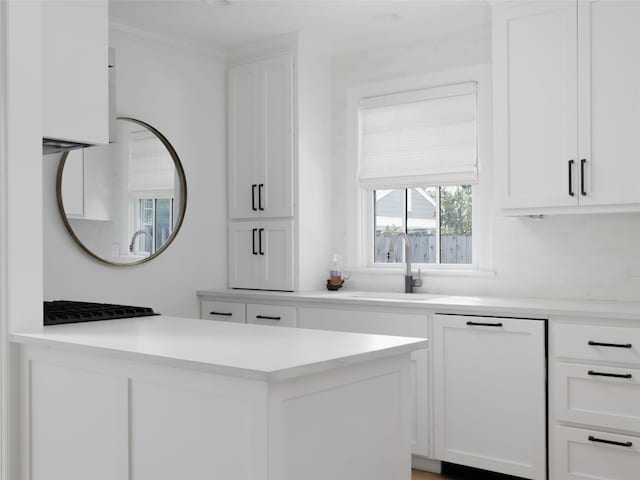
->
(346, 267), (496, 278)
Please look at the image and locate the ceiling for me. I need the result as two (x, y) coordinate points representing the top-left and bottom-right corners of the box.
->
(109, 0), (490, 53)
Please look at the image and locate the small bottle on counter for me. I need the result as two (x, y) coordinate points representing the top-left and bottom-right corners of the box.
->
(327, 254), (344, 290)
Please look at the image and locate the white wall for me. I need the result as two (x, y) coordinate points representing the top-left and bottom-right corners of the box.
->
(332, 26), (640, 302)
(43, 27), (227, 317)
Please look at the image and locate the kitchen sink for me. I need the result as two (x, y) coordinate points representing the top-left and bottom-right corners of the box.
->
(343, 292), (446, 302)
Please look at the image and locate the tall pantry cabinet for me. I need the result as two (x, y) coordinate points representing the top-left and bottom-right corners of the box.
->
(493, 0), (640, 214)
(227, 35), (331, 291)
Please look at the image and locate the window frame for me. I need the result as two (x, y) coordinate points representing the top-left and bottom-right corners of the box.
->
(366, 185), (477, 270)
(344, 65), (492, 274)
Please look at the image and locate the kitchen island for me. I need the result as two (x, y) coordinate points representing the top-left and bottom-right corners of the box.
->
(12, 316), (427, 480)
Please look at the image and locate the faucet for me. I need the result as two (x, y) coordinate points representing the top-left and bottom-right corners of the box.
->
(129, 230), (153, 254)
(387, 232), (423, 293)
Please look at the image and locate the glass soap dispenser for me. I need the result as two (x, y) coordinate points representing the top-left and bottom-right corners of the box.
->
(327, 254), (344, 291)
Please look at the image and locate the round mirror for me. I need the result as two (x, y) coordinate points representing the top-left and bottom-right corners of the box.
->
(56, 117), (187, 266)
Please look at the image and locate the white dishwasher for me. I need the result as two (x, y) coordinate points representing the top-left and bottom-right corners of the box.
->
(432, 314), (546, 480)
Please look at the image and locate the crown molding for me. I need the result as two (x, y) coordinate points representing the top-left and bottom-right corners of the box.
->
(109, 20), (226, 63)
(226, 31), (298, 66)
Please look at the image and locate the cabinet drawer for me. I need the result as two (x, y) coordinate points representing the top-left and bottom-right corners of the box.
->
(201, 301), (245, 323)
(555, 362), (640, 433)
(553, 323), (640, 364)
(247, 304), (296, 327)
(297, 308), (427, 338)
(554, 425), (640, 480)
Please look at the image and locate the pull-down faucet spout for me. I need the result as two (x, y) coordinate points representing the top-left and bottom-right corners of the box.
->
(388, 232), (423, 293)
(129, 230), (153, 254)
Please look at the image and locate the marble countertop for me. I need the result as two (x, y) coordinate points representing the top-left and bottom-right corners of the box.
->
(11, 315), (427, 381)
(197, 289), (640, 320)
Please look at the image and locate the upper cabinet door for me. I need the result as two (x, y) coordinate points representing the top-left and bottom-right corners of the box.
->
(42, 0), (109, 145)
(228, 63), (261, 219)
(578, 0), (640, 206)
(494, 1), (579, 210)
(258, 55), (294, 218)
(228, 55), (294, 220)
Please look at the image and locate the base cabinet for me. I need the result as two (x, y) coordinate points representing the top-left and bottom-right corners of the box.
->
(554, 425), (640, 480)
(228, 221), (294, 291)
(551, 320), (640, 479)
(21, 343), (412, 480)
(297, 307), (430, 458)
(433, 314), (546, 480)
(247, 304), (296, 327)
(200, 300), (246, 323)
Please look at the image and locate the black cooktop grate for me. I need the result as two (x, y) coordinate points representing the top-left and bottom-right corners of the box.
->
(44, 301), (160, 326)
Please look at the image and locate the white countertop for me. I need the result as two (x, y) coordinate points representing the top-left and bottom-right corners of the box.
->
(197, 289), (640, 320)
(11, 316), (427, 381)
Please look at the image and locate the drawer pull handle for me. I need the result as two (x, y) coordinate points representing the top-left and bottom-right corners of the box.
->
(588, 370), (632, 379)
(256, 315), (281, 321)
(588, 340), (632, 349)
(209, 311), (233, 317)
(568, 160), (575, 197)
(258, 184), (264, 211)
(466, 321), (503, 327)
(251, 184), (258, 211)
(588, 436), (633, 448)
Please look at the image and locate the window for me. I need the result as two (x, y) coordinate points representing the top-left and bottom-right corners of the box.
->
(359, 82), (477, 267)
(127, 128), (177, 255)
(133, 197), (174, 254)
(374, 186), (472, 265)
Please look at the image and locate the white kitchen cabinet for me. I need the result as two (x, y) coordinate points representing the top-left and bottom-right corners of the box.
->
(226, 35), (332, 292)
(297, 307), (430, 458)
(228, 54), (294, 220)
(493, 0), (640, 213)
(247, 304), (296, 327)
(43, 0), (109, 145)
(551, 320), (640, 479)
(433, 314), (546, 480)
(201, 300), (246, 323)
(555, 425), (640, 480)
(555, 362), (640, 434)
(228, 221), (294, 291)
(493, 1), (578, 210)
(577, 0), (640, 206)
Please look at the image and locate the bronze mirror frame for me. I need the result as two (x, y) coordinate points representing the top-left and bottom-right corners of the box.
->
(56, 116), (188, 267)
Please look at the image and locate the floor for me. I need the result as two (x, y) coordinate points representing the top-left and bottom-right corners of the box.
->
(412, 465), (521, 480)
(412, 471), (444, 480)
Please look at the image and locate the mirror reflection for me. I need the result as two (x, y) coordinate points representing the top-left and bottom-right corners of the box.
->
(57, 117), (187, 266)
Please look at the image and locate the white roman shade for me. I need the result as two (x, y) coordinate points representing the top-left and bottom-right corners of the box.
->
(358, 82), (478, 188)
(127, 131), (176, 192)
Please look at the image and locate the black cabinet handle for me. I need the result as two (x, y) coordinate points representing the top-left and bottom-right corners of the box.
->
(258, 228), (264, 255)
(588, 340), (632, 349)
(588, 436), (633, 448)
(256, 315), (281, 321)
(588, 370), (632, 379)
(251, 184), (257, 211)
(252, 228), (258, 255)
(258, 184), (264, 211)
(580, 159), (587, 196)
(466, 321), (503, 327)
(568, 160), (575, 196)
(209, 311), (233, 317)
